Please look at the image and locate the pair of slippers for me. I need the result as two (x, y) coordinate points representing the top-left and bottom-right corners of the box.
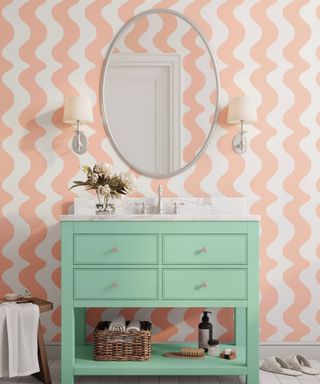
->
(260, 354), (320, 376)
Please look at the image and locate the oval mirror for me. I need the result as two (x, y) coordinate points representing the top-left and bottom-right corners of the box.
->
(101, 9), (220, 178)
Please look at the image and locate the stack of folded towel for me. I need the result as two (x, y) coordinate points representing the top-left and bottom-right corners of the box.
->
(0, 302), (40, 378)
(108, 315), (141, 332)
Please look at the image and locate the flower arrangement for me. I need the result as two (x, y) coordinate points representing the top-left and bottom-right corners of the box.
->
(71, 162), (136, 213)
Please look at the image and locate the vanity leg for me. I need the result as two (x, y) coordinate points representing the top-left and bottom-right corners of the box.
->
(61, 222), (75, 384)
(246, 307), (259, 384)
(75, 308), (86, 346)
(61, 306), (75, 384)
(234, 308), (246, 346)
(61, 307), (75, 384)
(246, 221), (259, 384)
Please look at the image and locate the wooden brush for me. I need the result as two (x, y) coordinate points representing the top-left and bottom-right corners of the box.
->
(180, 347), (205, 357)
(163, 347), (205, 359)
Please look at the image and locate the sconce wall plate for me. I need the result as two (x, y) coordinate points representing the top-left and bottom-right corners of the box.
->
(232, 131), (247, 154)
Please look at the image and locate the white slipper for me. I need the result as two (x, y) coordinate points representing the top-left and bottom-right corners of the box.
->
(286, 354), (320, 375)
(259, 356), (302, 376)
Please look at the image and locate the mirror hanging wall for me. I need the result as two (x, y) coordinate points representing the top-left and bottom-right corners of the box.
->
(101, 9), (220, 178)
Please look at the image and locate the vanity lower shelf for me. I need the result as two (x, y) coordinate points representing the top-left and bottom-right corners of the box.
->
(74, 343), (247, 376)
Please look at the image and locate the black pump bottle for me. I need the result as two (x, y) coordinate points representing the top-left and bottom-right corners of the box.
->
(198, 311), (213, 352)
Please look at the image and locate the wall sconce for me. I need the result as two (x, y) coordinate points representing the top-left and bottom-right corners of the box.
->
(63, 96), (93, 154)
(227, 96), (257, 154)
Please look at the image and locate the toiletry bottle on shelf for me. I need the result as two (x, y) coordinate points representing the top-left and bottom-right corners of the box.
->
(198, 311), (213, 352)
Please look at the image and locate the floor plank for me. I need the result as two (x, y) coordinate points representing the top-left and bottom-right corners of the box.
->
(99, 377), (120, 384)
(120, 377), (139, 384)
(199, 376), (220, 384)
(219, 376), (241, 384)
(297, 375), (320, 384)
(259, 373), (280, 383)
(178, 378), (199, 384)
(78, 377), (99, 383)
(139, 377), (159, 384)
(276, 375), (300, 384)
(159, 377), (178, 384)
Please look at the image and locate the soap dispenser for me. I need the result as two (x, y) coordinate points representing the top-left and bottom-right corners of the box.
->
(198, 311), (213, 352)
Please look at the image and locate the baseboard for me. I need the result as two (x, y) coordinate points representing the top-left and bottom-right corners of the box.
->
(260, 343), (320, 359)
(45, 343), (320, 361)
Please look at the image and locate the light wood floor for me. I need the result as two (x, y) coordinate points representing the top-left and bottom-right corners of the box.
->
(0, 360), (320, 383)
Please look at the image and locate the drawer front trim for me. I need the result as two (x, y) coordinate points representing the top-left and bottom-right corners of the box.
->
(163, 233), (247, 265)
(162, 269), (247, 300)
(74, 269), (159, 300)
(74, 233), (159, 265)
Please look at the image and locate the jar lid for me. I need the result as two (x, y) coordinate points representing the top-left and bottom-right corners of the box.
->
(208, 339), (219, 346)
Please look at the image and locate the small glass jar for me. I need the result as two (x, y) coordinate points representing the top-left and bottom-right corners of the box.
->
(208, 339), (219, 356)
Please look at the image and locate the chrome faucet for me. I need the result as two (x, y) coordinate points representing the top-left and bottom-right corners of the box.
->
(172, 201), (184, 214)
(157, 184), (163, 214)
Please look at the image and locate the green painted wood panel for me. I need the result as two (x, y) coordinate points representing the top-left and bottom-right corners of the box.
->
(74, 343), (247, 376)
(74, 269), (158, 300)
(246, 222), (260, 383)
(61, 222), (75, 384)
(74, 221), (248, 234)
(163, 269), (247, 300)
(74, 233), (158, 264)
(73, 299), (248, 308)
(163, 234), (247, 264)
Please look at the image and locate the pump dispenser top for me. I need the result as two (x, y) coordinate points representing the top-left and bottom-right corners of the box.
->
(202, 311), (211, 322)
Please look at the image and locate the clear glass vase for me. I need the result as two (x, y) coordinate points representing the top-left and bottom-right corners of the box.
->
(95, 193), (115, 215)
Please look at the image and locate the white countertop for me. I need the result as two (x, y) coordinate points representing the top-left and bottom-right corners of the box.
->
(60, 214), (260, 221)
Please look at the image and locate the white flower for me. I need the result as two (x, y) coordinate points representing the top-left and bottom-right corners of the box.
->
(89, 173), (98, 183)
(120, 171), (136, 193)
(97, 185), (111, 197)
(94, 162), (113, 175)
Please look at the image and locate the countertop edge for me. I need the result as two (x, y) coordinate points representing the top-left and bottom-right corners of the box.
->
(60, 214), (261, 222)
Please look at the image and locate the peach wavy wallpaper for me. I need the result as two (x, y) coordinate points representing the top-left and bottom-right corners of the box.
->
(1, 0), (320, 344)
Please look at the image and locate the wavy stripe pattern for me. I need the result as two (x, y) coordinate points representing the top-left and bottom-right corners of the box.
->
(281, 0), (312, 341)
(0, 0), (14, 294)
(250, 0), (279, 341)
(0, 0), (319, 344)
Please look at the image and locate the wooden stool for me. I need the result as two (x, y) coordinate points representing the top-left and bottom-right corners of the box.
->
(1, 297), (53, 384)
(32, 297), (54, 384)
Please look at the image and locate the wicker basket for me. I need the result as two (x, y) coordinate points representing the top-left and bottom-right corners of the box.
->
(93, 321), (152, 361)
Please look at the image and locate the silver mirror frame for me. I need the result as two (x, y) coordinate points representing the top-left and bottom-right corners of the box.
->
(100, 8), (220, 179)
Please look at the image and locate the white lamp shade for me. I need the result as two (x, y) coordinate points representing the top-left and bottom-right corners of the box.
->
(63, 96), (93, 124)
(227, 96), (257, 124)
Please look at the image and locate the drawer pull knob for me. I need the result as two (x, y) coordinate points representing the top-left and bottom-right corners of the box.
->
(111, 247), (119, 253)
(111, 282), (118, 288)
(201, 247), (208, 253)
(201, 282), (208, 288)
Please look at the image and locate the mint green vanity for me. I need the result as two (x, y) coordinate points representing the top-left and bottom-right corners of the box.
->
(61, 216), (259, 383)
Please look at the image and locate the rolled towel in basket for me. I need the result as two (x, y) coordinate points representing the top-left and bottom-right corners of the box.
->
(127, 320), (141, 332)
(109, 315), (126, 331)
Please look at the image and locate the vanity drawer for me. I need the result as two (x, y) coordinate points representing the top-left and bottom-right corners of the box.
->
(163, 269), (247, 300)
(74, 234), (158, 264)
(74, 269), (158, 300)
(163, 234), (246, 264)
